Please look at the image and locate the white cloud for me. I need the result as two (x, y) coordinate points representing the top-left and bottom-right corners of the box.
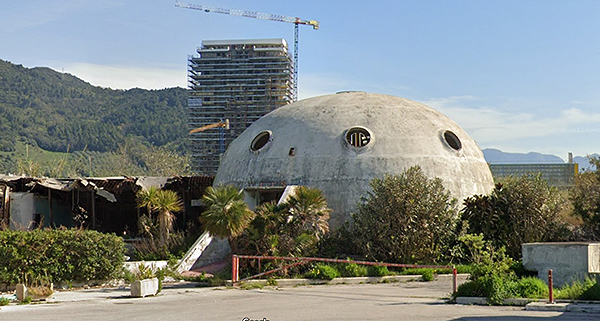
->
(422, 95), (600, 156)
(59, 63), (187, 89)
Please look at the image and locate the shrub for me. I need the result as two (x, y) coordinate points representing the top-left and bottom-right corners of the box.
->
(338, 263), (368, 277)
(515, 277), (548, 299)
(0, 228), (125, 285)
(352, 167), (458, 263)
(305, 264), (340, 280)
(367, 265), (392, 277)
(555, 278), (600, 300)
(421, 270), (435, 282)
(462, 175), (571, 259)
(452, 245), (518, 305)
(456, 279), (486, 297)
(0, 297), (10, 306)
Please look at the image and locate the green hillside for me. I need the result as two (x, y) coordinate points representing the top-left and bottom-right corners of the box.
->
(0, 59), (191, 176)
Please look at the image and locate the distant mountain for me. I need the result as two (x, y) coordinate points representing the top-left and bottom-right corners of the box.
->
(0, 59), (188, 154)
(0, 59), (191, 176)
(573, 154), (599, 172)
(483, 148), (599, 173)
(482, 148), (565, 164)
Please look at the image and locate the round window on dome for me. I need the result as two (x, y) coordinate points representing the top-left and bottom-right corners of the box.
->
(251, 131), (271, 151)
(443, 130), (462, 151)
(345, 127), (371, 148)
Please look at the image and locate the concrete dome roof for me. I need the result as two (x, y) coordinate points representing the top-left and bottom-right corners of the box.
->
(215, 92), (494, 228)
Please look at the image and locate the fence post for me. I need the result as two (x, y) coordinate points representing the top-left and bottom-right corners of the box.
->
(452, 266), (457, 294)
(548, 269), (554, 304)
(232, 255), (239, 283)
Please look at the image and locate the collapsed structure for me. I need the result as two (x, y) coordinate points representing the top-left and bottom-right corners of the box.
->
(0, 175), (213, 234)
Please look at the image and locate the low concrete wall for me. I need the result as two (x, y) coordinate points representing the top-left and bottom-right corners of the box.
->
(522, 242), (600, 287)
(124, 261), (169, 273)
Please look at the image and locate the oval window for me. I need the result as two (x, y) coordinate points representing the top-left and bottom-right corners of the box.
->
(251, 131), (271, 151)
(443, 131), (462, 151)
(345, 127), (371, 148)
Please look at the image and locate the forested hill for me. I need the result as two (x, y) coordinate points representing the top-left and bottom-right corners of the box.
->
(0, 59), (188, 154)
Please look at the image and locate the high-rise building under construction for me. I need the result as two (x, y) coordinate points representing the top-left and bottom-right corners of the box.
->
(188, 38), (294, 175)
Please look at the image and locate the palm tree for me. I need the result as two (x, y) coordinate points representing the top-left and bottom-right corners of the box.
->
(136, 186), (160, 219)
(153, 190), (184, 244)
(284, 186), (332, 239)
(136, 188), (183, 245)
(200, 185), (255, 239)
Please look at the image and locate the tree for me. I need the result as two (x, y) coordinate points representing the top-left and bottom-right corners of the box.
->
(231, 186), (332, 258)
(285, 186), (331, 240)
(136, 188), (184, 245)
(136, 186), (160, 219)
(153, 190), (184, 244)
(352, 166), (458, 263)
(462, 174), (571, 259)
(570, 156), (600, 239)
(199, 185), (255, 239)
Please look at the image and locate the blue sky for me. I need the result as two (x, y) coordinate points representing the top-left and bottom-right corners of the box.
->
(3, 0), (600, 159)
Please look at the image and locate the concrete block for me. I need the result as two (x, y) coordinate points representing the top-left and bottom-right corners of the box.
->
(16, 284), (27, 302)
(131, 278), (159, 298)
(522, 242), (600, 287)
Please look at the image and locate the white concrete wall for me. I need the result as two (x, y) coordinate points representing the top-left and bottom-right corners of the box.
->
(9, 192), (35, 230)
(522, 242), (600, 287)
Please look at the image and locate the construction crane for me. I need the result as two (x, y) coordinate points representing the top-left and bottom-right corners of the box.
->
(175, 1), (319, 101)
(189, 119), (230, 154)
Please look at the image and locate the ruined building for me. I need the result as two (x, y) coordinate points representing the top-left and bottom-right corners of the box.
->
(188, 39), (294, 175)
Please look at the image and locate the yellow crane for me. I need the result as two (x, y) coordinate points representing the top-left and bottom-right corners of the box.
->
(189, 119), (230, 154)
(175, 1), (319, 101)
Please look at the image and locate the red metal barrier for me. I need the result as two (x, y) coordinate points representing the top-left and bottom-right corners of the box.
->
(548, 269), (554, 304)
(232, 254), (458, 294)
(452, 267), (457, 294)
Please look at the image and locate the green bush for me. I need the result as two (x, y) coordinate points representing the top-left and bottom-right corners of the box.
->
(515, 277), (548, 299)
(0, 228), (125, 285)
(337, 263), (368, 277)
(305, 264), (340, 280)
(421, 270), (435, 282)
(352, 167), (458, 264)
(367, 265), (392, 277)
(456, 279), (486, 297)
(555, 278), (600, 300)
(0, 297), (10, 306)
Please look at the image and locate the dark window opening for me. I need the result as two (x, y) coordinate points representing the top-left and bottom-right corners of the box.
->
(444, 131), (462, 151)
(251, 131), (271, 151)
(259, 190), (284, 205)
(345, 128), (371, 147)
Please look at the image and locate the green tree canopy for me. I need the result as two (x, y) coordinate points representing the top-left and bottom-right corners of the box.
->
(352, 166), (458, 264)
(462, 174), (571, 259)
(199, 185), (255, 239)
(570, 156), (600, 239)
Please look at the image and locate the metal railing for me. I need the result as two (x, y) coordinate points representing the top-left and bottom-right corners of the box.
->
(232, 254), (458, 294)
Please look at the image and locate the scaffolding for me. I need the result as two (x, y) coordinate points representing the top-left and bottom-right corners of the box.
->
(188, 39), (294, 175)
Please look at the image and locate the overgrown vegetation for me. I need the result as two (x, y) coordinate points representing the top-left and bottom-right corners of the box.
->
(351, 166), (458, 264)
(555, 278), (600, 300)
(461, 174), (571, 259)
(0, 228), (125, 285)
(570, 156), (600, 240)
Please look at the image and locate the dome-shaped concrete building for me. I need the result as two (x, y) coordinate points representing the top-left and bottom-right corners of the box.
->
(215, 92), (494, 228)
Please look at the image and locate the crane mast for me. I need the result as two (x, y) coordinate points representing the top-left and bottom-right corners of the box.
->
(175, 1), (319, 101)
